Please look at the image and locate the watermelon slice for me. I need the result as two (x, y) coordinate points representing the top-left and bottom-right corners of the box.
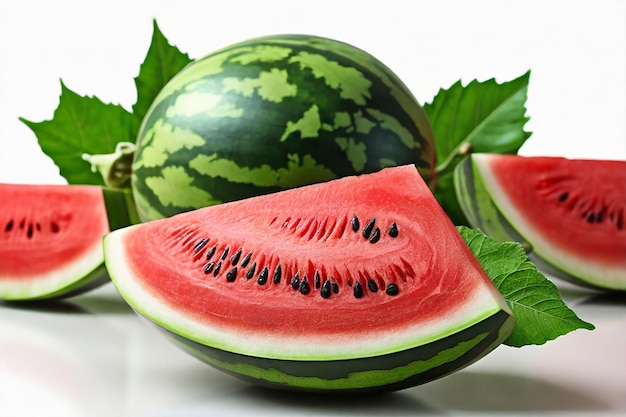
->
(104, 165), (514, 393)
(0, 184), (136, 300)
(454, 153), (626, 291)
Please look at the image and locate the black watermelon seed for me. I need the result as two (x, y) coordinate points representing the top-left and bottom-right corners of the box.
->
(300, 277), (310, 295)
(331, 281), (339, 294)
(386, 283), (399, 296)
(240, 252), (252, 267)
(351, 215), (360, 232)
(193, 238), (209, 252)
(597, 211), (605, 223)
(245, 261), (257, 279)
(206, 246), (217, 260)
(363, 218), (376, 239)
(353, 281), (363, 298)
(558, 192), (569, 202)
(369, 227), (381, 243)
(4, 220), (13, 232)
(314, 271), (321, 289)
(230, 249), (242, 266)
(291, 273), (301, 290)
(388, 221), (398, 238)
(226, 267), (238, 282)
(213, 261), (222, 277)
(27, 223), (33, 238)
(257, 266), (269, 285)
(203, 262), (214, 274)
(273, 265), (282, 284)
(321, 280), (331, 298)
(51, 222), (60, 233)
(367, 278), (378, 292)
(220, 247), (230, 261)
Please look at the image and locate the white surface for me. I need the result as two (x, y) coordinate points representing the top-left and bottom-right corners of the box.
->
(1, 282), (625, 417)
(1, 1), (625, 416)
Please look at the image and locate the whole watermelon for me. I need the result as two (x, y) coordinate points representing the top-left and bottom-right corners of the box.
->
(132, 34), (435, 221)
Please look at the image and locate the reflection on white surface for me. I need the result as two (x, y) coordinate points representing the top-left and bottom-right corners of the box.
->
(0, 373), (80, 417)
(0, 280), (625, 417)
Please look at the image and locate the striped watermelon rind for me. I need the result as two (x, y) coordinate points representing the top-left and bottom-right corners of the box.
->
(132, 34), (435, 221)
(0, 186), (135, 300)
(105, 166), (513, 392)
(454, 154), (626, 291)
(163, 310), (512, 393)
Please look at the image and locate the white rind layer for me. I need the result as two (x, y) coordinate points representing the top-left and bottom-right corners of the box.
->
(104, 225), (511, 361)
(473, 153), (626, 289)
(0, 242), (104, 299)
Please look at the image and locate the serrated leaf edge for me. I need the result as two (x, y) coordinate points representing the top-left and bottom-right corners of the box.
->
(432, 72), (532, 173)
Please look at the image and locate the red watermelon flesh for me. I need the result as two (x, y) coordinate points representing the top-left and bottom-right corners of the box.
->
(473, 154), (626, 290)
(104, 165), (512, 365)
(0, 184), (110, 300)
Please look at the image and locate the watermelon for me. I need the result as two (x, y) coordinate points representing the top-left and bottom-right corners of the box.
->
(104, 165), (513, 393)
(131, 34), (435, 222)
(0, 184), (136, 300)
(455, 153), (626, 291)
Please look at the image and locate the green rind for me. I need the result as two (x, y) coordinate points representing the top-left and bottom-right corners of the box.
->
(123, 281), (507, 361)
(20, 265), (109, 301)
(454, 156), (524, 243)
(132, 34), (435, 221)
(1, 187), (137, 301)
(40, 188), (139, 299)
(454, 155), (621, 290)
(454, 155), (556, 265)
(425, 72), (532, 226)
(154, 309), (512, 393)
(0, 263), (109, 301)
(102, 187), (141, 230)
(104, 218), (512, 362)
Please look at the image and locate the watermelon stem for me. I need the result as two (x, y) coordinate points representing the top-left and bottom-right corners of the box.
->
(435, 142), (473, 176)
(82, 142), (136, 189)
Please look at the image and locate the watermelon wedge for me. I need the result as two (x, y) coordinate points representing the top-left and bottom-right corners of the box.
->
(0, 184), (136, 300)
(454, 153), (626, 291)
(104, 165), (514, 393)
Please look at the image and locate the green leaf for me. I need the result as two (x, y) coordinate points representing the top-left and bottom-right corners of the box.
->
(132, 19), (192, 130)
(425, 72), (532, 225)
(19, 20), (191, 186)
(426, 71), (532, 170)
(20, 81), (135, 186)
(458, 226), (595, 347)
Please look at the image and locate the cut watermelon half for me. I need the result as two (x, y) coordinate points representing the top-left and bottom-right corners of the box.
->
(454, 153), (626, 291)
(104, 165), (513, 393)
(0, 184), (136, 300)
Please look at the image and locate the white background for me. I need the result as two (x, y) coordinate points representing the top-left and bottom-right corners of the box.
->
(0, 0), (625, 185)
(1, 2), (626, 416)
